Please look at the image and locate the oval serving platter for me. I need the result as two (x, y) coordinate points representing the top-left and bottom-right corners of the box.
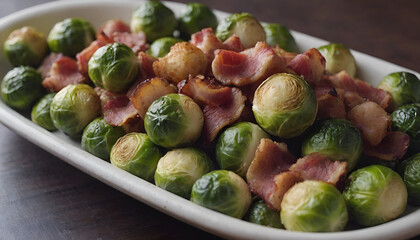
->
(0, 1), (419, 239)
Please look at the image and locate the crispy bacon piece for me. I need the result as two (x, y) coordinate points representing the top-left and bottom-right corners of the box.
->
(286, 48), (326, 85)
(112, 32), (148, 55)
(273, 46), (298, 65)
(137, 52), (156, 79)
(38, 53), (63, 78)
(42, 56), (86, 92)
(364, 131), (410, 161)
(354, 79), (391, 110)
(315, 86), (346, 119)
(96, 19), (131, 39)
(76, 38), (111, 77)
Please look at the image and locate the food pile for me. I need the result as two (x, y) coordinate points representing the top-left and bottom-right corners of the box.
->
(2, 1), (420, 233)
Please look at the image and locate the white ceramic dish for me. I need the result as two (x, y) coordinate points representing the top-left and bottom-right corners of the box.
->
(0, 1), (419, 239)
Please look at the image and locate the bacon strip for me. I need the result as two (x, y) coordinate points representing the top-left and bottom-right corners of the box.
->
(96, 19), (131, 39)
(364, 131), (410, 161)
(76, 38), (111, 77)
(315, 86), (346, 119)
(42, 56), (86, 92)
(286, 48), (326, 85)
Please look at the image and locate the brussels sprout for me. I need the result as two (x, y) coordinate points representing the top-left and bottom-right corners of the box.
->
(130, 1), (177, 42)
(391, 103), (420, 152)
(4, 26), (48, 67)
(190, 170), (251, 218)
(110, 132), (162, 182)
(263, 23), (298, 52)
(88, 43), (139, 92)
(281, 180), (348, 232)
(50, 84), (101, 136)
(1, 66), (43, 110)
(216, 122), (269, 177)
(47, 18), (95, 56)
(252, 73), (317, 138)
(378, 72), (420, 111)
(343, 165), (407, 226)
(302, 118), (363, 171)
(147, 37), (183, 58)
(144, 93), (204, 149)
(81, 117), (126, 160)
(317, 43), (356, 77)
(178, 2), (218, 38)
(216, 13), (265, 49)
(245, 199), (284, 229)
(154, 147), (213, 198)
(399, 154), (420, 205)
(31, 93), (56, 131)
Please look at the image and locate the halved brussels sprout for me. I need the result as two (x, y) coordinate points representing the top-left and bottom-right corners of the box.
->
(147, 37), (183, 58)
(81, 117), (126, 160)
(317, 43), (356, 77)
(343, 165), (407, 226)
(4, 26), (48, 67)
(144, 93), (204, 149)
(399, 154), (420, 206)
(245, 199), (284, 229)
(154, 147), (213, 198)
(263, 23), (298, 52)
(378, 72), (420, 111)
(391, 103), (420, 152)
(31, 93), (56, 131)
(302, 118), (363, 171)
(47, 18), (95, 56)
(281, 180), (348, 232)
(252, 73), (317, 138)
(50, 84), (101, 136)
(1, 66), (43, 110)
(216, 13), (265, 49)
(130, 1), (177, 42)
(88, 43), (139, 92)
(190, 170), (251, 218)
(110, 132), (162, 182)
(216, 122), (269, 177)
(178, 2), (218, 39)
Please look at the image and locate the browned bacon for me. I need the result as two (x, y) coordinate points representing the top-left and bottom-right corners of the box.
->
(42, 56), (86, 92)
(364, 131), (410, 161)
(315, 86), (346, 119)
(286, 48), (326, 85)
(354, 79), (391, 110)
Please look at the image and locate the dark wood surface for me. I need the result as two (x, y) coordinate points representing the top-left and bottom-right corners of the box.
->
(1, 0), (419, 239)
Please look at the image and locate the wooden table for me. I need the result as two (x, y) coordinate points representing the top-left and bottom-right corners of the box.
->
(1, 0), (419, 239)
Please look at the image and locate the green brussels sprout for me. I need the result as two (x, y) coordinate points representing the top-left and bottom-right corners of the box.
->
(31, 93), (56, 131)
(391, 103), (420, 152)
(110, 132), (162, 182)
(216, 13), (265, 49)
(252, 73), (317, 138)
(215, 122), (269, 177)
(398, 154), (420, 205)
(190, 170), (251, 218)
(147, 37), (183, 58)
(81, 117), (126, 160)
(4, 26), (48, 67)
(88, 43), (139, 92)
(317, 43), (356, 77)
(130, 1), (177, 42)
(245, 199), (284, 229)
(154, 147), (213, 198)
(263, 23), (298, 52)
(281, 180), (348, 232)
(301, 118), (363, 171)
(378, 72), (420, 111)
(343, 165), (407, 226)
(1, 66), (43, 110)
(50, 84), (101, 136)
(47, 18), (95, 56)
(178, 2), (218, 38)
(144, 93), (204, 149)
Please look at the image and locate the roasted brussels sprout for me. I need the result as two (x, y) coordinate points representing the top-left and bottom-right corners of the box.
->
(245, 199), (284, 229)
(216, 13), (265, 49)
(378, 72), (420, 111)
(110, 132), (162, 182)
(1, 66), (43, 110)
(47, 18), (95, 57)
(144, 93), (204, 149)
(391, 103), (420, 152)
(252, 73), (317, 138)
(317, 43), (356, 77)
(343, 165), (407, 226)
(130, 1), (177, 42)
(31, 93), (56, 131)
(263, 23), (298, 52)
(88, 43), (139, 92)
(281, 180), (348, 232)
(81, 117), (125, 160)
(147, 37), (183, 58)
(216, 122), (269, 177)
(50, 84), (101, 136)
(4, 26), (48, 67)
(178, 2), (218, 38)
(154, 147), (213, 198)
(191, 170), (251, 218)
(399, 154), (420, 205)
(302, 118), (363, 171)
